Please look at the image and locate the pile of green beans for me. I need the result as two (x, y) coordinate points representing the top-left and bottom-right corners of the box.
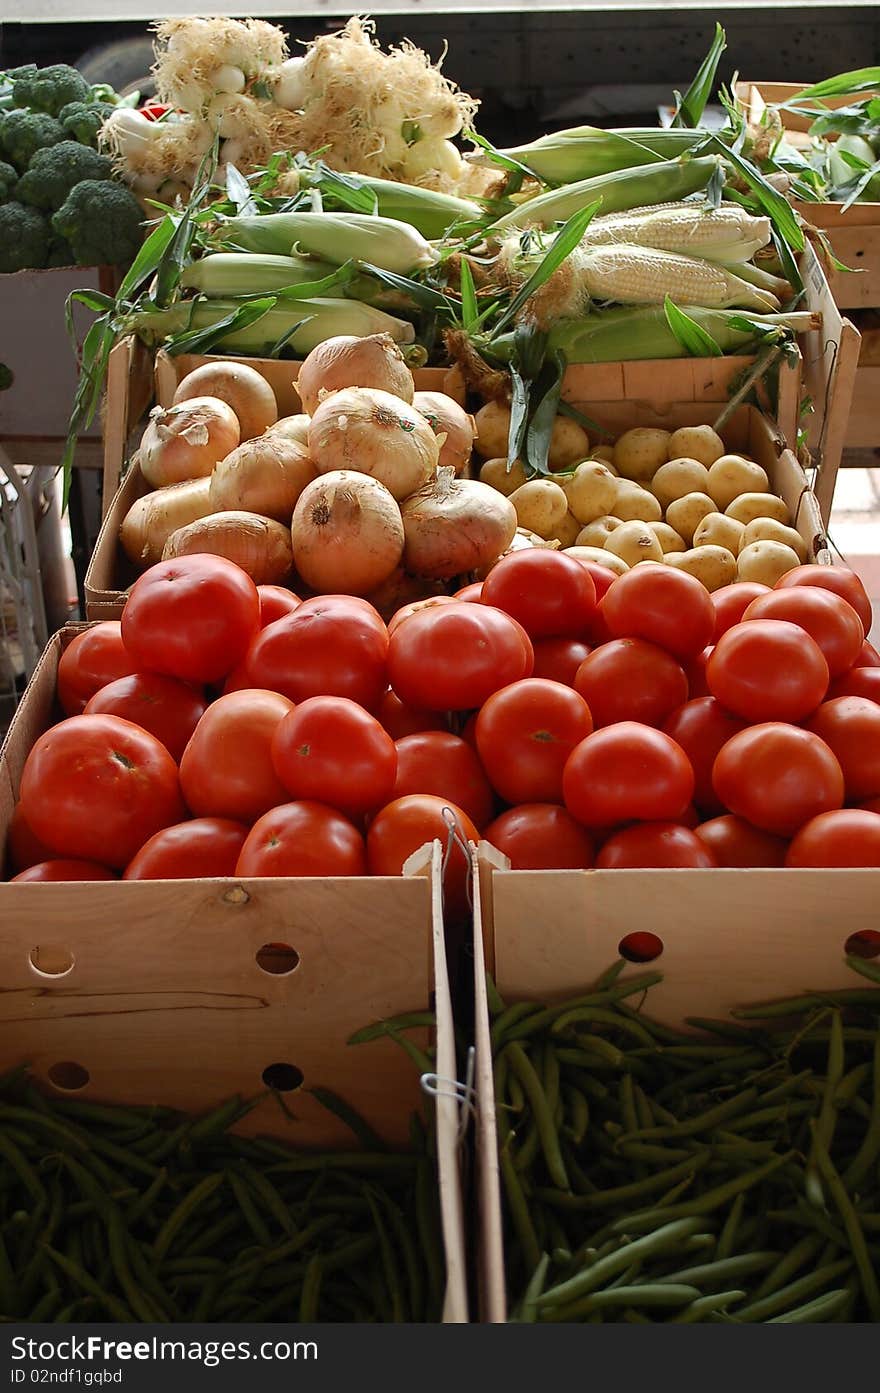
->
(489, 955), (880, 1324)
(0, 1020), (444, 1323)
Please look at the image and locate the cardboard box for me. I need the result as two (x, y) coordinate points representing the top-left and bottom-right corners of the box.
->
(0, 626), (470, 1320)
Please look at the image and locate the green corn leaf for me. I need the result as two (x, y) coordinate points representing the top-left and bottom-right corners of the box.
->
(268, 316), (316, 359)
(164, 295), (279, 356)
(526, 350), (567, 475)
(558, 399), (610, 439)
(663, 296), (723, 357)
(839, 156), (880, 211)
(225, 162), (257, 215)
(357, 262), (460, 314)
(459, 257), (479, 332)
(507, 363), (530, 470)
(788, 68), (880, 101)
(491, 198), (602, 338)
(463, 126), (535, 182)
(673, 23), (727, 129)
(305, 161), (380, 215)
(116, 214), (178, 304)
(805, 105), (880, 138)
(707, 135), (805, 251)
(60, 313), (117, 511)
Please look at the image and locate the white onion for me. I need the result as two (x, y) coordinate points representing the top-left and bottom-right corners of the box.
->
(139, 397), (240, 488)
(209, 436), (317, 523)
(162, 511), (294, 585)
(307, 387), (438, 502)
(411, 391), (475, 477)
(400, 468), (517, 580)
(291, 470), (404, 597)
(273, 56), (309, 110)
(296, 334), (415, 417)
(120, 477), (213, 567)
(172, 362), (278, 441)
(266, 414), (310, 447)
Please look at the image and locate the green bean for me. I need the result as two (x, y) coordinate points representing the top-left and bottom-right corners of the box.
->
(517, 1253), (550, 1323)
(124, 1167), (169, 1229)
(562, 1085), (590, 1146)
(491, 1002), (545, 1051)
(0, 1133), (46, 1206)
(752, 1233), (825, 1302)
(595, 959), (628, 991)
(366, 1192), (406, 1323)
(504, 1043), (569, 1191)
(347, 1012), (436, 1045)
(43, 1245), (134, 1322)
(500, 1148), (541, 1275)
(845, 1035), (880, 1190)
(715, 1192), (746, 1262)
(543, 1282), (702, 1322)
(620, 1087), (761, 1144)
(152, 1173), (225, 1262)
(608, 1150), (796, 1232)
(804, 1010), (845, 1209)
(27, 1289), (63, 1322)
(669, 1290), (746, 1323)
(225, 1169), (273, 1247)
(266, 1153), (416, 1174)
(296, 1255), (322, 1322)
(732, 1258), (853, 1322)
(769, 1288), (851, 1323)
(536, 1217), (704, 1308)
(658, 1251), (778, 1289)
(486, 974), (506, 1016)
(536, 1150), (712, 1214)
(719, 1100), (816, 1134)
(512, 1121), (540, 1175)
(376, 1187), (425, 1323)
(617, 1142), (697, 1164)
(843, 953), (880, 985)
(552, 1007), (656, 1048)
(810, 1124), (880, 1319)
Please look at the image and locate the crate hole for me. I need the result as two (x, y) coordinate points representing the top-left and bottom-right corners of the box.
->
(255, 943), (300, 976)
(262, 1063), (304, 1092)
(618, 931), (664, 963)
(47, 1061), (90, 1091)
(845, 930), (880, 960)
(29, 944), (75, 977)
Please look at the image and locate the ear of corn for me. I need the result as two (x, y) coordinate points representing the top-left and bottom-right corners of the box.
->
(180, 252), (342, 295)
(575, 244), (781, 311)
(582, 202), (772, 265)
(467, 126), (705, 183)
(299, 170), (484, 239)
(211, 211), (440, 275)
(489, 156), (721, 234)
(127, 296), (416, 355)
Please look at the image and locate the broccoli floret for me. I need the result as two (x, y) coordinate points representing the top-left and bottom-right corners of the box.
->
(12, 64), (90, 118)
(58, 99), (116, 149)
(1, 109), (65, 172)
(46, 236), (75, 268)
(0, 160), (17, 202)
(0, 201), (50, 271)
(17, 141), (112, 212)
(51, 179), (144, 267)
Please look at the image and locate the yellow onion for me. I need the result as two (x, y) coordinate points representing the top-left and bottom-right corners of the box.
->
(307, 387), (438, 501)
(209, 436), (317, 523)
(120, 477), (213, 567)
(412, 391), (475, 477)
(295, 333), (415, 416)
(291, 470), (404, 597)
(139, 397), (240, 488)
(266, 413), (311, 447)
(400, 468), (517, 580)
(162, 511), (293, 585)
(172, 361), (278, 441)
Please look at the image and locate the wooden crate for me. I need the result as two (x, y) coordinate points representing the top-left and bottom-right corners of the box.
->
(0, 626), (469, 1321)
(471, 841), (880, 1321)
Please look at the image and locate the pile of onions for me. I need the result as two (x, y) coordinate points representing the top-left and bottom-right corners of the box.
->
(162, 511), (294, 585)
(120, 477), (213, 566)
(412, 391), (475, 477)
(209, 436), (317, 523)
(139, 397), (240, 488)
(267, 413), (310, 447)
(308, 388), (439, 501)
(400, 468), (517, 579)
(172, 361), (278, 441)
(291, 470), (404, 596)
(296, 333), (415, 416)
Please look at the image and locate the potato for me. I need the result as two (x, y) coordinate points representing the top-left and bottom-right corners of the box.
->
(667, 545), (737, 592)
(613, 427), (671, 481)
(707, 454), (770, 509)
(612, 478), (663, 523)
(736, 539), (802, 585)
(604, 520), (664, 567)
(651, 457), (712, 509)
(473, 401), (511, 460)
(692, 511), (745, 555)
(577, 515), (623, 547)
(742, 516), (808, 563)
(554, 511), (583, 548)
(564, 545), (628, 576)
(561, 460), (619, 524)
(479, 456), (528, 496)
(648, 521), (687, 554)
(666, 424), (726, 468)
(590, 445), (617, 468)
(508, 479), (569, 539)
(665, 492), (717, 545)
(725, 492), (789, 526)
(548, 415), (590, 471)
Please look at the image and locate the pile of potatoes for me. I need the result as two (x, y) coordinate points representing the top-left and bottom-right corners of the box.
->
(473, 402), (808, 592)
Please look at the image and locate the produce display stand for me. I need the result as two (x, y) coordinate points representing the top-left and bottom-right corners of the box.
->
(0, 626), (471, 1322)
(471, 840), (880, 1322)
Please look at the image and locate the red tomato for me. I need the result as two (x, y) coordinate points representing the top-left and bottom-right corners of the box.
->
(577, 560), (619, 605)
(786, 809), (880, 868)
(376, 689), (447, 740)
(19, 715), (185, 868)
(663, 697), (748, 815)
(121, 555), (260, 684)
(388, 603), (533, 712)
(221, 660), (252, 695)
(460, 712), (479, 749)
(678, 803), (700, 829)
(683, 646), (712, 699)
(236, 802), (366, 877)
(10, 860), (117, 882)
(84, 673), (206, 761)
(858, 639), (880, 668)
(741, 587), (864, 678)
(366, 795), (478, 916)
(597, 822), (717, 869)
(480, 550), (596, 638)
(392, 732), (495, 830)
(706, 620), (829, 722)
(123, 818), (250, 880)
(828, 667), (880, 703)
(258, 585), (301, 627)
(600, 563), (715, 660)
(531, 638), (592, 687)
(454, 582), (484, 603)
(563, 723), (695, 828)
(775, 563), (872, 634)
(475, 679), (594, 804)
(245, 597), (389, 710)
(482, 804), (594, 870)
(271, 697), (397, 817)
(388, 596), (458, 635)
(180, 689), (293, 823)
(859, 796), (880, 814)
(574, 638), (688, 729)
(56, 622), (139, 715)
(711, 582), (772, 642)
(806, 696), (880, 801)
(6, 802), (55, 873)
(694, 814), (788, 868)
(712, 723), (844, 836)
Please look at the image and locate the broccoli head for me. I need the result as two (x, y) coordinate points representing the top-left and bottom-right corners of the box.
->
(51, 179), (144, 267)
(17, 141), (112, 212)
(12, 64), (91, 118)
(46, 236), (75, 268)
(0, 201), (50, 271)
(0, 160), (17, 202)
(58, 99), (116, 149)
(1, 109), (65, 172)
